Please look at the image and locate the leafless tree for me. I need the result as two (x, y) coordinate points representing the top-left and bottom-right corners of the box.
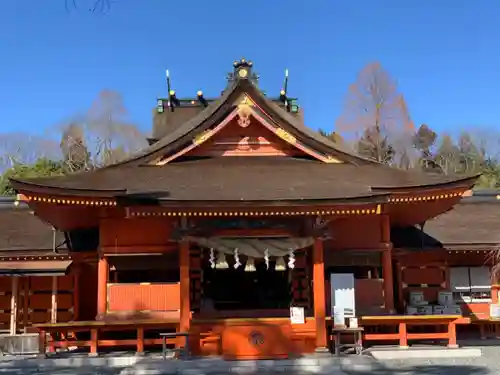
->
(432, 134), (462, 175)
(0, 132), (59, 170)
(58, 90), (147, 171)
(335, 62), (415, 166)
(65, 0), (115, 13)
(432, 130), (500, 176)
(60, 123), (91, 172)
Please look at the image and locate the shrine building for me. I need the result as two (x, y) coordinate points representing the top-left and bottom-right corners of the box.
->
(5, 59), (492, 359)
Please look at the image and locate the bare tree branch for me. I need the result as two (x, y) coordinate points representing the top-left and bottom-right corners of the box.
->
(65, 0), (115, 13)
(0, 133), (59, 171)
(335, 62), (416, 167)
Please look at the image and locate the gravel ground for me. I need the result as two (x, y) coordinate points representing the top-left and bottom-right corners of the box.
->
(342, 346), (500, 375)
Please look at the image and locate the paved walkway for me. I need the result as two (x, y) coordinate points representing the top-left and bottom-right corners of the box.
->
(342, 346), (500, 375)
(2, 347), (500, 375)
(0, 355), (347, 375)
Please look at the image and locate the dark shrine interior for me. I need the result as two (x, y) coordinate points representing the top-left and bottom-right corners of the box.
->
(202, 259), (291, 311)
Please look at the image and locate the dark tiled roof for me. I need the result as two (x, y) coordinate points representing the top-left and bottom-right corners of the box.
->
(127, 79), (375, 167)
(152, 97), (306, 146)
(152, 106), (205, 140)
(9, 157), (476, 202)
(9, 62), (479, 200)
(424, 201), (500, 245)
(0, 202), (66, 252)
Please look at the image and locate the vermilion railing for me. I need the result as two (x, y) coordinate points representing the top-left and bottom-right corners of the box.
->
(107, 282), (180, 313)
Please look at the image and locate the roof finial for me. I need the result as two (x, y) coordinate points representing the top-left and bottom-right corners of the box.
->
(233, 58), (253, 80)
(280, 68), (290, 111)
(227, 58), (259, 86)
(165, 69), (179, 111)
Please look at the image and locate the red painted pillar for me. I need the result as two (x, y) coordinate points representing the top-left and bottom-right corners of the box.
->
(73, 264), (81, 321)
(179, 240), (191, 339)
(381, 214), (395, 312)
(313, 238), (328, 350)
(96, 256), (108, 319)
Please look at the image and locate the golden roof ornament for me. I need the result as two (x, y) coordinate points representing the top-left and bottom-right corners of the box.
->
(227, 58), (259, 85)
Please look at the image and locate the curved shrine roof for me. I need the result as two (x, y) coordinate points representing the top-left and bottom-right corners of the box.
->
(11, 157), (476, 203)
(10, 60), (479, 203)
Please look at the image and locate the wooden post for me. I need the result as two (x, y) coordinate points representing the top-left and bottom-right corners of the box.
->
(312, 238), (328, 351)
(10, 277), (19, 335)
(73, 265), (80, 321)
(22, 278), (29, 331)
(493, 286), (499, 304)
(398, 322), (408, 348)
(447, 322), (458, 348)
(51, 276), (58, 324)
(179, 239), (191, 345)
(90, 328), (98, 356)
(136, 327), (145, 354)
(96, 256), (109, 319)
(381, 215), (395, 313)
(395, 262), (405, 312)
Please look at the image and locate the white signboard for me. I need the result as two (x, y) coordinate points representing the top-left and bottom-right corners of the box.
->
(333, 306), (345, 327)
(330, 273), (356, 318)
(290, 306), (305, 324)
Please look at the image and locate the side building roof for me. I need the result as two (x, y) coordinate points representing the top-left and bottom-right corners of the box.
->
(0, 197), (66, 256)
(393, 191), (500, 249)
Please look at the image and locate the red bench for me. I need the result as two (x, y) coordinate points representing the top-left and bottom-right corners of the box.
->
(34, 319), (179, 356)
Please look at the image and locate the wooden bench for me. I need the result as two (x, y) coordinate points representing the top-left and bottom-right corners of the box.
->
(34, 319), (179, 356)
(360, 315), (467, 348)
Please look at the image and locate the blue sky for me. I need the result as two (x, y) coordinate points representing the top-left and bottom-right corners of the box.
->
(0, 0), (499, 138)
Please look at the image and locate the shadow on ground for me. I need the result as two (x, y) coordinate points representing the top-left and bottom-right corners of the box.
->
(343, 364), (489, 375)
(0, 367), (121, 375)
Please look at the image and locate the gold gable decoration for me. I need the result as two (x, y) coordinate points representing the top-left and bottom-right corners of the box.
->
(236, 95), (254, 128)
(324, 155), (343, 164)
(193, 130), (213, 146)
(275, 128), (297, 144)
(238, 95), (254, 109)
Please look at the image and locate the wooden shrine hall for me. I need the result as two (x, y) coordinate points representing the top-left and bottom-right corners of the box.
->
(5, 58), (490, 358)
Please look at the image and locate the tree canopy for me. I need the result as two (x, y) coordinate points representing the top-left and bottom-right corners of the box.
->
(0, 158), (66, 196)
(329, 61), (500, 188)
(0, 89), (147, 196)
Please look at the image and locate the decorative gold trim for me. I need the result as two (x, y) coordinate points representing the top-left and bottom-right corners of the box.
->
(324, 155), (343, 164)
(238, 95), (254, 108)
(0, 256), (70, 261)
(238, 69), (248, 78)
(25, 195), (117, 206)
(388, 192), (462, 203)
(130, 208), (380, 217)
(236, 96), (254, 128)
(193, 130), (212, 146)
(275, 128), (297, 144)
